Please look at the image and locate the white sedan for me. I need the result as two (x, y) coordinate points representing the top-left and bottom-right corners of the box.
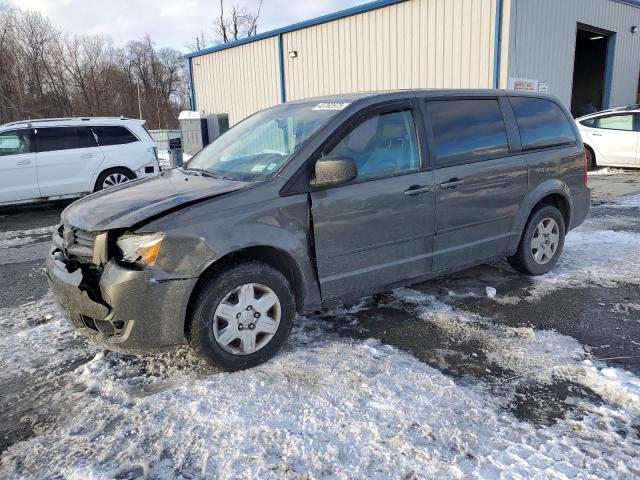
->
(577, 106), (639, 170)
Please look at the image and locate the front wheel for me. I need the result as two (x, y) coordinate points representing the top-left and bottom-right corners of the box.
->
(508, 205), (566, 276)
(187, 261), (295, 370)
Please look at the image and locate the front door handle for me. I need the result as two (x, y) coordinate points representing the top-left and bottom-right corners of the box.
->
(592, 133), (603, 137)
(16, 160), (32, 165)
(404, 185), (433, 196)
(439, 178), (465, 189)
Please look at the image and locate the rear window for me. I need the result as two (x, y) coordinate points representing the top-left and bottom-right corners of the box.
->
(93, 126), (138, 146)
(510, 97), (576, 150)
(37, 127), (98, 152)
(427, 99), (509, 166)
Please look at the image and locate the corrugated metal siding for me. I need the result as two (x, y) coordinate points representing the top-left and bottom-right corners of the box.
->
(503, 0), (640, 108)
(191, 36), (281, 125)
(282, 0), (498, 101)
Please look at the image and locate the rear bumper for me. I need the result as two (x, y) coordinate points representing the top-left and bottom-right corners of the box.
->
(570, 185), (591, 230)
(46, 248), (196, 353)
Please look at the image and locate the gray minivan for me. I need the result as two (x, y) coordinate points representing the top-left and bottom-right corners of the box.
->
(46, 90), (591, 370)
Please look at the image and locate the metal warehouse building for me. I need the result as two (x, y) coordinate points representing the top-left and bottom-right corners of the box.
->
(186, 0), (640, 125)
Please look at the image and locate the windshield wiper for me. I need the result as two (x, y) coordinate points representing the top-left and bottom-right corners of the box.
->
(181, 167), (220, 178)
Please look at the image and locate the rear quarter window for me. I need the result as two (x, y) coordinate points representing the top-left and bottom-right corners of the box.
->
(510, 97), (576, 150)
(93, 126), (138, 146)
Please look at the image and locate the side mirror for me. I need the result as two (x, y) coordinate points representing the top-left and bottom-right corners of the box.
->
(314, 156), (357, 187)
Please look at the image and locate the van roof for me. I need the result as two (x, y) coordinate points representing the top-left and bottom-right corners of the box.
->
(285, 88), (556, 105)
(0, 117), (146, 130)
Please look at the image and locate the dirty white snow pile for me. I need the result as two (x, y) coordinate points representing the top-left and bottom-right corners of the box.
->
(587, 167), (633, 176)
(0, 225), (56, 249)
(495, 193), (640, 302)
(1, 291), (639, 479)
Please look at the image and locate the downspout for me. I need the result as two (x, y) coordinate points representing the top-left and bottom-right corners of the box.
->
(493, 0), (504, 89)
(188, 57), (197, 111)
(278, 33), (287, 103)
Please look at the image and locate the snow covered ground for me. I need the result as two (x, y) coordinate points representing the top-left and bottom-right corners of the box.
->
(0, 190), (639, 479)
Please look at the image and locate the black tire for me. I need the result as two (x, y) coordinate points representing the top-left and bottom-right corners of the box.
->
(187, 261), (295, 371)
(508, 205), (566, 276)
(94, 167), (136, 192)
(585, 146), (597, 171)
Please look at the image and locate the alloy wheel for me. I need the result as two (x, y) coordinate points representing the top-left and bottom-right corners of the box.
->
(102, 173), (130, 189)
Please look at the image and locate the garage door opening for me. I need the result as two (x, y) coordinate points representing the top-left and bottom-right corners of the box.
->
(570, 25), (614, 117)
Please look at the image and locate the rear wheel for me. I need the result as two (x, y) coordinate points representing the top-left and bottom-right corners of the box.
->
(585, 146), (597, 171)
(187, 261), (295, 370)
(508, 205), (566, 276)
(94, 168), (135, 191)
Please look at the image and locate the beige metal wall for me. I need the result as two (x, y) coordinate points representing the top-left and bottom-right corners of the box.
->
(192, 0), (499, 124)
(191, 36), (281, 125)
(502, 0), (640, 108)
(282, 0), (498, 101)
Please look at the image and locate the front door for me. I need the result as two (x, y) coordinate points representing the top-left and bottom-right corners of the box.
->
(424, 98), (527, 273)
(35, 126), (104, 196)
(583, 113), (639, 167)
(0, 129), (40, 203)
(310, 106), (435, 300)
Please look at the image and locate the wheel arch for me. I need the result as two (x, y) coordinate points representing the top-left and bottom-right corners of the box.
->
(184, 245), (307, 337)
(509, 182), (572, 253)
(93, 166), (137, 192)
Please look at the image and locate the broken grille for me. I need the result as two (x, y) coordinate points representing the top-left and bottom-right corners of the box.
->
(56, 225), (97, 258)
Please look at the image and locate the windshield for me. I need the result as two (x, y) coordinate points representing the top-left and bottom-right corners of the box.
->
(184, 102), (348, 181)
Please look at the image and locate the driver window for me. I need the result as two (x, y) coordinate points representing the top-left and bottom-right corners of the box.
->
(327, 110), (419, 181)
(0, 129), (32, 157)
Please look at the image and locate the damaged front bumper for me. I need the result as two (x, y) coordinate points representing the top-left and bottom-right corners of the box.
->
(45, 247), (196, 353)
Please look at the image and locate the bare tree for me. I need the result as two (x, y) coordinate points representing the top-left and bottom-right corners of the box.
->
(0, 6), (189, 128)
(187, 30), (210, 52)
(215, 0), (263, 44)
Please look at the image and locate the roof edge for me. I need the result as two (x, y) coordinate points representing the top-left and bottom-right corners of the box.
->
(611, 0), (640, 8)
(185, 0), (407, 59)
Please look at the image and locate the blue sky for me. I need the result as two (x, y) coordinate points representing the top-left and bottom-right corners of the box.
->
(8, 0), (365, 52)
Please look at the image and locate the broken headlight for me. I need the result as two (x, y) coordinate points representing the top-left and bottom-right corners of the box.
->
(116, 232), (164, 266)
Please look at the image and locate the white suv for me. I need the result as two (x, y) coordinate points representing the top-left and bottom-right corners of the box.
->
(577, 105), (640, 170)
(0, 117), (160, 206)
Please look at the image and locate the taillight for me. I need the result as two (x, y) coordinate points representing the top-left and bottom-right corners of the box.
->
(582, 150), (588, 185)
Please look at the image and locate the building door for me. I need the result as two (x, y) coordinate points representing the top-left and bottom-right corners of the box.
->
(571, 25), (614, 117)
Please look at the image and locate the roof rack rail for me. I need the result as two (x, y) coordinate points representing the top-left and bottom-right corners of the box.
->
(1, 116), (132, 128)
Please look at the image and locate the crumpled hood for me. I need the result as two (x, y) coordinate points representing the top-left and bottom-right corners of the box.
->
(62, 169), (248, 231)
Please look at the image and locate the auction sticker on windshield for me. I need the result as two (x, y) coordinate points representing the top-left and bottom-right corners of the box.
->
(312, 103), (350, 111)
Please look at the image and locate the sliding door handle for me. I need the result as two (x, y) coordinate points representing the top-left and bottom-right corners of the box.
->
(16, 160), (32, 165)
(439, 178), (465, 189)
(404, 185), (433, 196)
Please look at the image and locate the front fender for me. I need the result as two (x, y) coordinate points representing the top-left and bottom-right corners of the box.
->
(508, 179), (572, 253)
(139, 190), (322, 309)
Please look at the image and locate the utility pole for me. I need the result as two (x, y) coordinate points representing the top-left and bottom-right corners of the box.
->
(137, 83), (143, 119)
